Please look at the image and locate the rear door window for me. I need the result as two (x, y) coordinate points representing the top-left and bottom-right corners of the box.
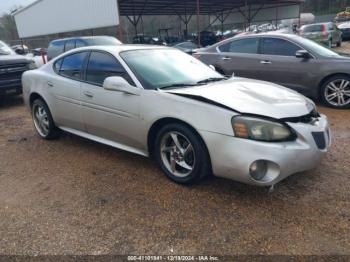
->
(59, 52), (88, 80)
(219, 38), (259, 54)
(261, 38), (301, 56)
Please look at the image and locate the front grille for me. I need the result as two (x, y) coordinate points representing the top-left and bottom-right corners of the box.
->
(312, 132), (326, 150)
(0, 63), (28, 87)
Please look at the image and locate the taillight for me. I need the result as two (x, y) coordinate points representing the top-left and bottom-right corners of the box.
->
(322, 25), (328, 37)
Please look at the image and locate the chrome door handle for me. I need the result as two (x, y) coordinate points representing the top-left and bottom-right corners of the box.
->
(47, 81), (54, 87)
(83, 91), (94, 98)
(260, 60), (271, 64)
(222, 57), (231, 61)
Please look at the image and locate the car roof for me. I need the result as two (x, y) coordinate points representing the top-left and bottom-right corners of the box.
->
(301, 22), (331, 27)
(50, 36), (116, 43)
(64, 44), (169, 54)
(201, 32), (302, 51)
(230, 32), (299, 40)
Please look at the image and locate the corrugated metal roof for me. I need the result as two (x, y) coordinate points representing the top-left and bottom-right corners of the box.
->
(15, 0), (305, 16)
(118, 0), (305, 16)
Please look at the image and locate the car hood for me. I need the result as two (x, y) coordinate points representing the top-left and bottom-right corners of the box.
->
(166, 78), (314, 119)
(0, 54), (31, 65)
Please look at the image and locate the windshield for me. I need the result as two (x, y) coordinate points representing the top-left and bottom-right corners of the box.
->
(0, 41), (15, 55)
(120, 49), (224, 90)
(296, 36), (340, 57)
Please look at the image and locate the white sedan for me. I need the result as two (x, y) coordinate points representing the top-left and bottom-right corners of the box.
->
(22, 45), (330, 187)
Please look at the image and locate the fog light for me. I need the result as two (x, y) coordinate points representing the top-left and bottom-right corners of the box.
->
(249, 160), (268, 181)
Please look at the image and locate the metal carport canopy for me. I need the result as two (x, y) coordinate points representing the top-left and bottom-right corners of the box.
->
(117, 0), (304, 16)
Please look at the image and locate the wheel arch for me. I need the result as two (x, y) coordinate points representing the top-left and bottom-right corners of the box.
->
(29, 92), (45, 108)
(147, 117), (211, 165)
(318, 73), (350, 97)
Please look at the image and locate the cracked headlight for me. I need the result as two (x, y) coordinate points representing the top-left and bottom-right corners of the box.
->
(232, 116), (296, 142)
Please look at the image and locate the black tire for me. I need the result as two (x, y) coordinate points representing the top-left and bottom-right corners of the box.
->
(337, 40), (342, 47)
(31, 99), (61, 139)
(320, 75), (350, 109)
(154, 123), (211, 184)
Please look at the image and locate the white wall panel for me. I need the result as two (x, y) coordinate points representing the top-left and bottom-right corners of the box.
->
(14, 0), (119, 38)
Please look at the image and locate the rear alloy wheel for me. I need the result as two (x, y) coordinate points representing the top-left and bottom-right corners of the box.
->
(32, 99), (60, 139)
(155, 123), (211, 184)
(321, 76), (350, 109)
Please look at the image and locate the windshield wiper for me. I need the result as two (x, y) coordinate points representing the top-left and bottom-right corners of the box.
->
(197, 77), (227, 85)
(158, 83), (198, 90)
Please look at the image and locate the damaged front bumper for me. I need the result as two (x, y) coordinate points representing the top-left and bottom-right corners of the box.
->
(199, 114), (330, 186)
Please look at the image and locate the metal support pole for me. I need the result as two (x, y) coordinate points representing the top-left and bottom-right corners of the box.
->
(117, 0), (124, 42)
(298, 3), (301, 29)
(248, 4), (251, 29)
(196, 0), (200, 46)
(244, 0), (248, 31)
(275, 7), (278, 28)
(221, 12), (224, 37)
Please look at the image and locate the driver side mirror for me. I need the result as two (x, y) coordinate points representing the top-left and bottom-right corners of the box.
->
(296, 50), (311, 59)
(103, 76), (141, 96)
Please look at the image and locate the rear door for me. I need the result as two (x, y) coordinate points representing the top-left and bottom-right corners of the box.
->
(256, 37), (317, 94)
(80, 51), (143, 149)
(213, 37), (261, 78)
(49, 51), (89, 130)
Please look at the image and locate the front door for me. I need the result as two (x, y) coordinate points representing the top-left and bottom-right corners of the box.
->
(80, 51), (143, 149)
(256, 37), (317, 95)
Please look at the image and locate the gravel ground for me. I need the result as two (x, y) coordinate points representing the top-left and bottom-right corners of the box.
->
(0, 45), (350, 256)
(0, 97), (349, 257)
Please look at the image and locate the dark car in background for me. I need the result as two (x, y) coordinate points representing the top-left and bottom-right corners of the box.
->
(0, 40), (35, 103)
(47, 36), (121, 61)
(299, 22), (342, 47)
(132, 34), (163, 45)
(338, 22), (350, 40)
(198, 31), (218, 47)
(195, 33), (350, 109)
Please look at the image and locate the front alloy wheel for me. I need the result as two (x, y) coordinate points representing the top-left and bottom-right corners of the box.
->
(322, 77), (350, 108)
(155, 123), (211, 184)
(160, 132), (195, 178)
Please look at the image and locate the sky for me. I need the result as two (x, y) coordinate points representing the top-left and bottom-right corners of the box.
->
(0, 0), (35, 14)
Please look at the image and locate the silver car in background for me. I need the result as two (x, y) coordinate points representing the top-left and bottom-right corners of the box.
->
(22, 46), (330, 187)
